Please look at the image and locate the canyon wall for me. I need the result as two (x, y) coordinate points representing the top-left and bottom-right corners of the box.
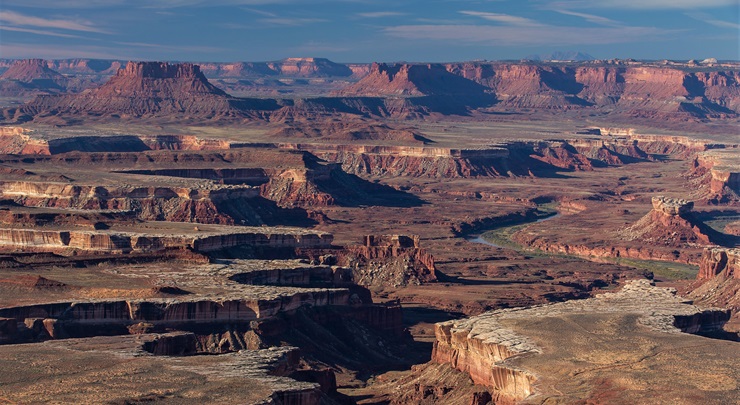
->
(431, 280), (730, 402)
(697, 248), (740, 280)
(0, 227), (333, 254)
(282, 136), (702, 179)
(689, 149), (740, 204)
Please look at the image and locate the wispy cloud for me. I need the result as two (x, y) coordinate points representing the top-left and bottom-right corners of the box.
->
(242, 7), (278, 17)
(686, 12), (740, 29)
(259, 17), (326, 26)
(115, 41), (224, 53)
(384, 24), (676, 46)
(0, 10), (109, 34)
(460, 11), (542, 27)
(291, 41), (351, 54)
(356, 11), (405, 18)
(0, 25), (83, 38)
(548, 0), (737, 9)
(0, 43), (126, 59)
(552, 9), (622, 26)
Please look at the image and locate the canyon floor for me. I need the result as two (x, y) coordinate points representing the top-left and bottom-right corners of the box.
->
(0, 59), (739, 404)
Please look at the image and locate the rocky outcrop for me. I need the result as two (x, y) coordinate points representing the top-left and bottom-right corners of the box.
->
(0, 288), (350, 338)
(697, 247), (739, 280)
(3, 60), (739, 122)
(446, 62), (739, 117)
(619, 196), (716, 246)
(687, 248), (740, 330)
(301, 235), (437, 288)
(334, 62), (492, 98)
(0, 181), (267, 224)
(432, 279), (730, 402)
(341, 235), (437, 287)
(0, 59), (67, 94)
(688, 148), (740, 205)
(280, 137), (672, 179)
(0, 130), (235, 155)
(198, 57), (354, 78)
(3, 61), (278, 123)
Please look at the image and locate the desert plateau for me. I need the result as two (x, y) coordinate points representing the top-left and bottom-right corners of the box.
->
(0, 2), (739, 403)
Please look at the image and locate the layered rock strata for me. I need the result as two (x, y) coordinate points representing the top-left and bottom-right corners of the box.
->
(689, 148), (740, 204)
(0, 128), (233, 155)
(432, 279), (731, 402)
(698, 247), (739, 280)
(300, 234), (437, 287)
(0, 334), (328, 404)
(619, 196), (715, 246)
(0, 181), (266, 224)
(688, 248), (740, 328)
(5, 60), (738, 122)
(3, 61), (277, 123)
(277, 135), (708, 178)
(0, 225), (332, 254)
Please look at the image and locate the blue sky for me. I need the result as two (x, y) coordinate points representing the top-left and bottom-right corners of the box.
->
(0, 0), (738, 62)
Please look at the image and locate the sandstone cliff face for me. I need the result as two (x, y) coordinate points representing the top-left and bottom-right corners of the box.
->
(286, 138), (673, 179)
(0, 131), (235, 155)
(688, 149), (740, 205)
(334, 62), (492, 99)
(0, 59), (66, 84)
(618, 196), (716, 246)
(0, 181), (269, 224)
(337, 235), (437, 287)
(198, 57), (353, 78)
(445, 62), (739, 116)
(687, 248), (740, 331)
(332, 61), (738, 117)
(5, 61), (276, 122)
(698, 248), (740, 280)
(3, 60), (739, 122)
(0, 289), (350, 333)
(432, 280), (730, 402)
(0, 227), (332, 254)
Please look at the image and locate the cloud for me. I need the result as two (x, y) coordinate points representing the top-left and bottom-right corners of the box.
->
(259, 17), (327, 26)
(0, 10), (108, 33)
(0, 43), (126, 59)
(0, 25), (83, 38)
(356, 12), (405, 18)
(115, 42), (225, 53)
(459, 11), (542, 26)
(548, 0), (737, 9)
(686, 12), (740, 29)
(242, 7), (278, 17)
(0, 0), (363, 8)
(384, 24), (675, 46)
(291, 41), (351, 54)
(551, 9), (622, 26)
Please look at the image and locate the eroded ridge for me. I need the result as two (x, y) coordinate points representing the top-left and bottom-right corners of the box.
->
(432, 279), (731, 402)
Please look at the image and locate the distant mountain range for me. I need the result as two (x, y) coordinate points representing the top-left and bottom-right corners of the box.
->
(1, 58), (738, 125)
(525, 51), (595, 61)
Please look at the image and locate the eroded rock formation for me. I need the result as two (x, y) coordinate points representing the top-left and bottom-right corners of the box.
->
(432, 279), (730, 402)
(688, 148), (740, 205)
(0, 225), (332, 255)
(619, 196), (716, 246)
(3, 61), (277, 123)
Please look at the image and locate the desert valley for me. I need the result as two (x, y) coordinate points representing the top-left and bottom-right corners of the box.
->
(0, 55), (738, 404)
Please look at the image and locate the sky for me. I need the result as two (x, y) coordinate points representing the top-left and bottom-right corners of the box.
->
(0, 0), (738, 63)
